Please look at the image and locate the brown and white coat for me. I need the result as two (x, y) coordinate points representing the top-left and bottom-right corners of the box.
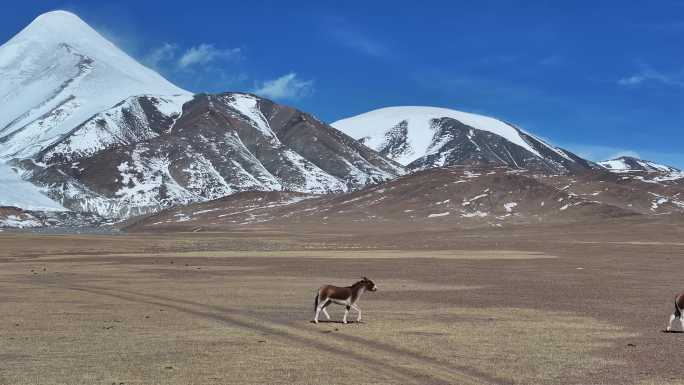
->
(313, 277), (377, 324)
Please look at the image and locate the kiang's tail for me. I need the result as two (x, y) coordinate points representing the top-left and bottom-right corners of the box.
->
(675, 297), (682, 319)
(313, 291), (319, 313)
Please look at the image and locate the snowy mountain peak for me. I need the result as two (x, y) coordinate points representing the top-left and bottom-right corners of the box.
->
(599, 156), (681, 173)
(598, 156), (684, 183)
(333, 106), (539, 163)
(332, 106), (593, 173)
(13, 10), (96, 42)
(0, 10), (188, 160)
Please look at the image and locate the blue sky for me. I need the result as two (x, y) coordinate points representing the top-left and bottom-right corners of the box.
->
(2, 1), (683, 167)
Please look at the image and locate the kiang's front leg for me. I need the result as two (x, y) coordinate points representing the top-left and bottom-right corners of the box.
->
(351, 303), (362, 322)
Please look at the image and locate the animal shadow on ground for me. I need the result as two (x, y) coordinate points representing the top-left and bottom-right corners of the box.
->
(661, 329), (684, 333)
(310, 320), (364, 324)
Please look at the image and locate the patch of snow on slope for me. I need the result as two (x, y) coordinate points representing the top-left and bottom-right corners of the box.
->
(43, 94), (191, 162)
(428, 211), (450, 218)
(0, 214), (42, 228)
(462, 193), (488, 206)
(504, 202), (518, 212)
(115, 150), (196, 209)
(640, 160), (670, 172)
(0, 162), (66, 211)
(653, 172), (684, 182)
(461, 211), (488, 218)
(332, 106), (542, 165)
(226, 94), (278, 140)
(648, 193), (670, 211)
(181, 153), (235, 199)
(282, 149), (347, 193)
(598, 159), (631, 171)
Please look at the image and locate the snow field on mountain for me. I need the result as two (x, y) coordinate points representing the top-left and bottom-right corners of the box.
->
(332, 106), (542, 165)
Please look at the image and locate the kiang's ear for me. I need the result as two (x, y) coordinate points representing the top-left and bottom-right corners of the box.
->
(362, 276), (369, 281)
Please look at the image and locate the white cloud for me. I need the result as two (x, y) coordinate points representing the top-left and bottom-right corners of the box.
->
(144, 42), (178, 69)
(144, 42), (241, 70)
(330, 28), (388, 57)
(325, 17), (390, 58)
(177, 44), (241, 69)
(252, 73), (314, 100)
(618, 67), (684, 87)
(540, 55), (563, 66)
(607, 150), (641, 160)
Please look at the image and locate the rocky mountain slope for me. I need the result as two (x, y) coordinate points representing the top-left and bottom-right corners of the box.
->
(125, 165), (684, 232)
(0, 11), (403, 219)
(14, 93), (403, 218)
(332, 106), (594, 173)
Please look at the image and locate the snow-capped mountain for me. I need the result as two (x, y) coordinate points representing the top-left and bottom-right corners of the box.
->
(599, 156), (679, 174)
(0, 11), (402, 219)
(599, 156), (684, 182)
(332, 106), (594, 173)
(0, 10), (189, 160)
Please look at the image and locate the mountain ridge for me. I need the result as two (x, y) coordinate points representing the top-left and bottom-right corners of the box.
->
(332, 106), (596, 173)
(0, 11), (403, 218)
(1, 10), (681, 229)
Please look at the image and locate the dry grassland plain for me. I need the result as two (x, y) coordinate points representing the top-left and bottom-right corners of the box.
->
(1, 221), (684, 385)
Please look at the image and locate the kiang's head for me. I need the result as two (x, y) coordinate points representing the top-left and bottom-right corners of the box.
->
(361, 276), (378, 292)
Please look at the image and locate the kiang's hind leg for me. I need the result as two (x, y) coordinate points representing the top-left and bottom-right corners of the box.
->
(343, 305), (350, 324)
(667, 313), (676, 332)
(322, 301), (331, 320)
(314, 296), (327, 323)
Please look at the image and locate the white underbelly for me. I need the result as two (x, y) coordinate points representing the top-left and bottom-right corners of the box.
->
(329, 299), (350, 306)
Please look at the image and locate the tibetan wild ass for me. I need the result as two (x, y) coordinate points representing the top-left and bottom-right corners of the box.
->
(667, 292), (684, 332)
(313, 277), (377, 324)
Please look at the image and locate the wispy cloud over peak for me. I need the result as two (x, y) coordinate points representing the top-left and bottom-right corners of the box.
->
(252, 73), (314, 101)
(141, 41), (246, 92)
(608, 150), (642, 160)
(144, 42), (178, 69)
(540, 55), (563, 66)
(177, 44), (241, 69)
(144, 42), (242, 70)
(618, 65), (684, 87)
(324, 17), (390, 58)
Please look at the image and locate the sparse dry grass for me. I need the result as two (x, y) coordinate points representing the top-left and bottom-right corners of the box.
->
(1, 228), (683, 385)
(0, 256), (627, 385)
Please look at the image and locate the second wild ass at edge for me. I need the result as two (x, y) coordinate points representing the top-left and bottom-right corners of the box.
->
(666, 291), (684, 332)
(313, 277), (378, 324)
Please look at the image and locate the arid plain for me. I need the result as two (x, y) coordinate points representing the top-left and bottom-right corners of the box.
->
(2, 219), (684, 385)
